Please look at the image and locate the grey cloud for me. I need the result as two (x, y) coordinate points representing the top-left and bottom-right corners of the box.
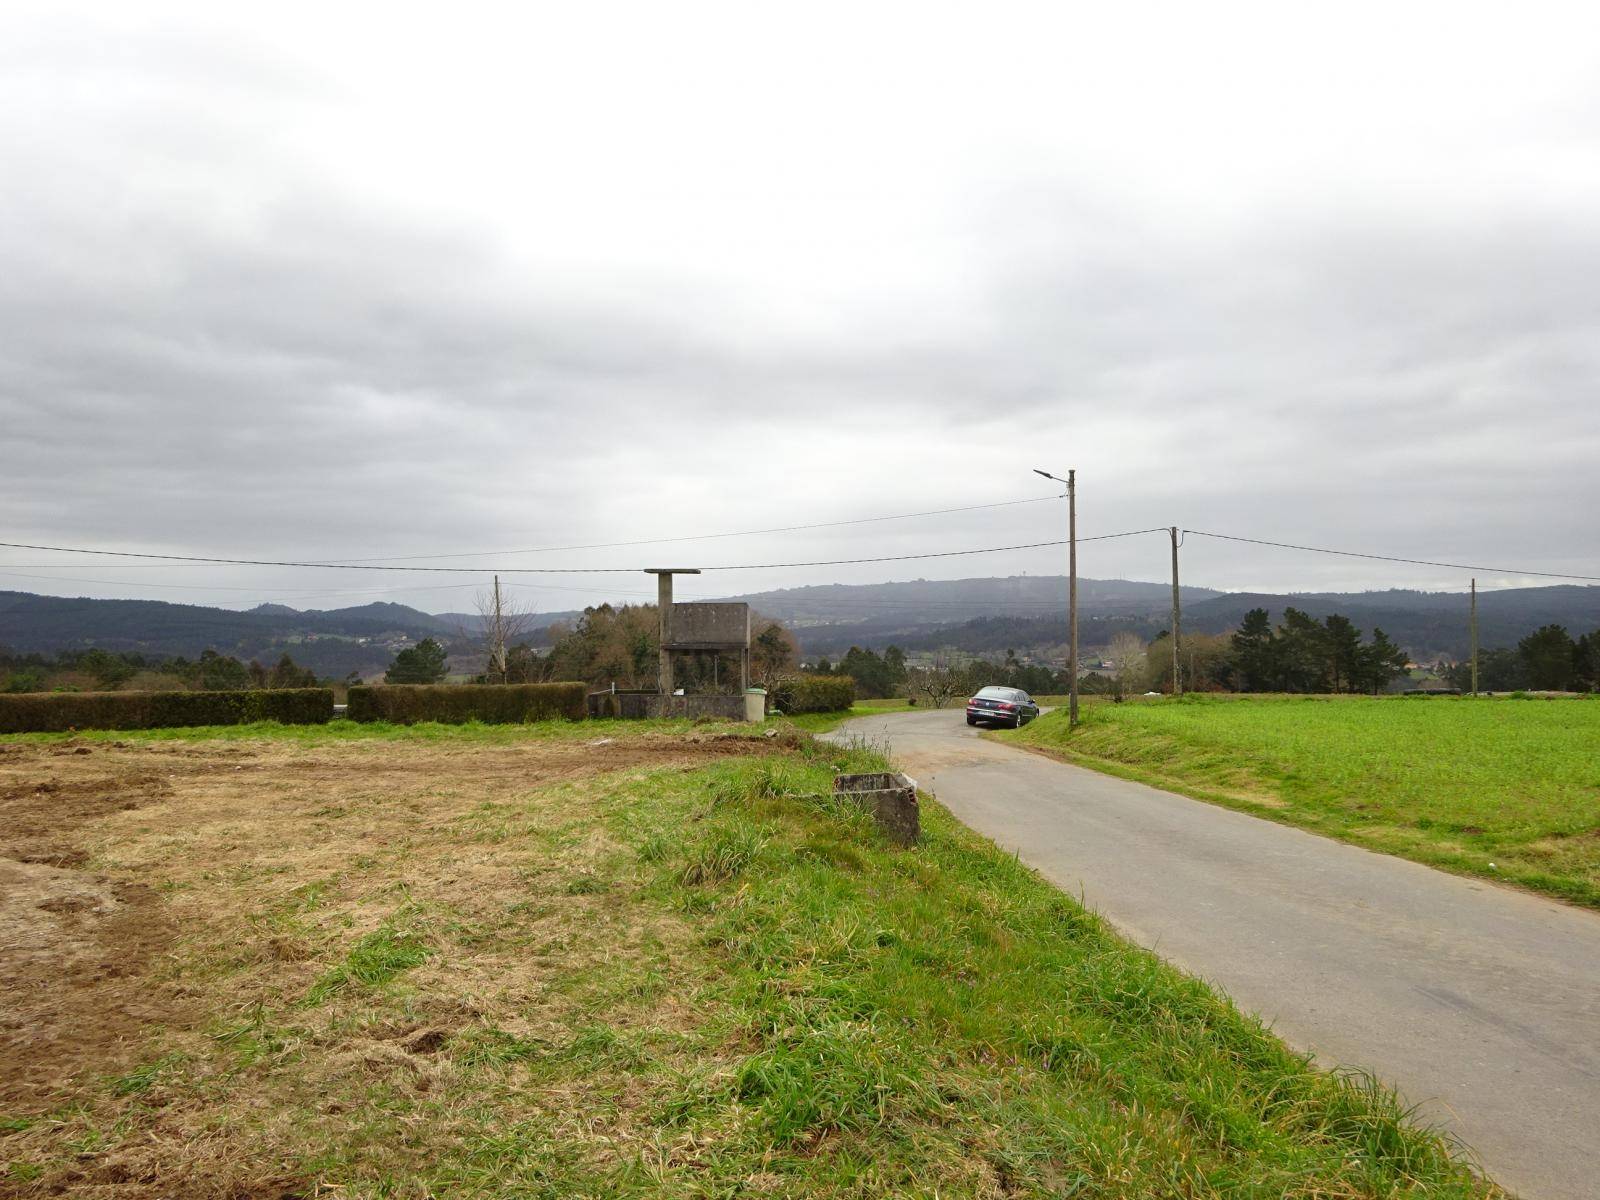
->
(1, 24), (1597, 610)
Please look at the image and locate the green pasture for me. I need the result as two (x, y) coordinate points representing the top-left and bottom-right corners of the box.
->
(1007, 694), (1600, 907)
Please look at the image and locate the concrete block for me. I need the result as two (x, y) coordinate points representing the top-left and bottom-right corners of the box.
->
(665, 602), (750, 650)
(833, 771), (920, 846)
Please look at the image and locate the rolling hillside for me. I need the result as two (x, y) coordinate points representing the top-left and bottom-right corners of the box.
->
(875, 584), (1600, 662)
(5, 578), (1598, 674)
(721, 578), (1600, 660)
(0, 593), (462, 678)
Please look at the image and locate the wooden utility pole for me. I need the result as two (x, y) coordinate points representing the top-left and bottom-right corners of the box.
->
(1169, 527), (1182, 696)
(1470, 577), (1479, 696)
(1068, 470), (1079, 726)
(1032, 468), (1078, 725)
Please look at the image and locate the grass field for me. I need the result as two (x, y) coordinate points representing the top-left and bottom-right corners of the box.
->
(1, 720), (1498, 1197)
(1005, 694), (1600, 908)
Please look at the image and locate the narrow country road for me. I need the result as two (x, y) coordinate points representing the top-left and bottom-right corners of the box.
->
(826, 708), (1600, 1200)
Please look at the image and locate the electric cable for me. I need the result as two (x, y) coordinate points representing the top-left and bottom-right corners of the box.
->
(0, 528), (1167, 575)
(1184, 530), (1600, 584)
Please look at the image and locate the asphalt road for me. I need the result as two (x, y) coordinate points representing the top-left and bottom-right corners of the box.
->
(826, 708), (1600, 1200)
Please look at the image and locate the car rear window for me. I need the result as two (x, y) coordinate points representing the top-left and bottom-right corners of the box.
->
(976, 687), (1013, 699)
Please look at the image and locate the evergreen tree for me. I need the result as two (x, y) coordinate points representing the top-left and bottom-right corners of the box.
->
(1518, 624), (1576, 690)
(1322, 614), (1364, 693)
(268, 653), (317, 688)
(195, 648), (251, 690)
(750, 622), (798, 688)
(1230, 608), (1276, 692)
(1573, 632), (1600, 693)
(883, 645), (908, 693)
(1477, 647), (1528, 691)
(838, 646), (894, 698)
(77, 648), (137, 689)
(1355, 627), (1408, 693)
(386, 637), (449, 684)
(1277, 608), (1330, 692)
(502, 642), (547, 683)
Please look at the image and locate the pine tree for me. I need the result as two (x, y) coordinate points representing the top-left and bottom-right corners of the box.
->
(386, 638), (449, 685)
(1322, 614), (1364, 693)
(1573, 632), (1600, 693)
(1230, 608), (1276, 692)
(1277, 609), (1330, 692)
(1518, 625), (1576, 690)
(1355, 627), (1408, 693)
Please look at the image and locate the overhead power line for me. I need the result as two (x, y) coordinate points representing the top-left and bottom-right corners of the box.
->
(0, 528), (1166, 576)
(1184, 530), (1600, 584)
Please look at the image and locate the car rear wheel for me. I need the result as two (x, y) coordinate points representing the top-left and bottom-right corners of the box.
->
(966, 715), (978, 726)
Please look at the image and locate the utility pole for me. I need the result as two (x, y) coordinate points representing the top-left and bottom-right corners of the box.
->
(1069, 470), (1078, 725)
(1169, 527), (1182, 696)
(1033, 467), (1079, 726)
(491, 575), (505, 682)
(1470, 577), (1479, 696)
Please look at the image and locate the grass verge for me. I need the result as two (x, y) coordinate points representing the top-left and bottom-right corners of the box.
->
(1, 723), (1498, 1196)
(780, 700), (915, 734)
(1003, 693), (1600, 908)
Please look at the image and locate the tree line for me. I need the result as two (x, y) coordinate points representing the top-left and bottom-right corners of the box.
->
(384, 604), (803, 692)
(1438, 625), (1600, 692)
(811, 607), (1427, 702)
(813, 645), (1070, 703)
(2, 646), (323, 694)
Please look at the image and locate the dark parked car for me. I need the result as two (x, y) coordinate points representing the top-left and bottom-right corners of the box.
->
(965, 685), (1040, 728)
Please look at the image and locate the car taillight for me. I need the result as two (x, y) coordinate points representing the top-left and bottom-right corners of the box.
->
(997, 702), (1015, 710)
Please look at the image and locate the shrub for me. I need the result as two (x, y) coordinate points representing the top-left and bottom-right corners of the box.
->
(346, 682), (586, 724)
(0, 688), (334, 733)
(770, 675), (855, 714)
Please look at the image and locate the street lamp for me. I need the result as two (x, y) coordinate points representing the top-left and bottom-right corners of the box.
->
(1033, 468), (1079, 727)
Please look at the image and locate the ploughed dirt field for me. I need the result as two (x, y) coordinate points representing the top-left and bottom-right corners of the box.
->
(0, 728), (783, 1197)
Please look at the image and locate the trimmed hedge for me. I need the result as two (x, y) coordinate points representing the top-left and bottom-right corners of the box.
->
(0, 688), (334, 733)
(771, 674), (856, 714)
(346, 682), (587, 725)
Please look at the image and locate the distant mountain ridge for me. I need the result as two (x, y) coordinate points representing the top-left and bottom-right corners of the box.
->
(4, 577), (1598, 673)
(714, 576), (1600, 659)
(0, 591), (459, 678)
(869, 583), (1600, 662)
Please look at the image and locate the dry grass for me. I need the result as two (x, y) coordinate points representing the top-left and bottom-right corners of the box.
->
(0, 730), (778, 1197)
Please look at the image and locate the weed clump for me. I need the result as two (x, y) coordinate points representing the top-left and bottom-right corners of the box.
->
(680, 826), (769, 886)
(305, 924), (430, 1004)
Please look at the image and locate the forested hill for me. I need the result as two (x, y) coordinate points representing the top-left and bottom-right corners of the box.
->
(6, 579), (1598, 672)
(727, 575), (1222, 623)
(0, 592), (460, 678)
(883, 585), (1600, 662)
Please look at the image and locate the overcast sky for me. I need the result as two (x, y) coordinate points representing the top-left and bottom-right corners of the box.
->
(4, 1), (1598, 614)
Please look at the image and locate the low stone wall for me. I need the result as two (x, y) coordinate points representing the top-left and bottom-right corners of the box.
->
(587, 691), (749, 721)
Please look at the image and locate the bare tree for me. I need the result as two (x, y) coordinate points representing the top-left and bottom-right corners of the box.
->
(749, 617), (800, 690)
(472, 576), (537, 683)
(1107, 631), (1147, 701)
(907, 666), (965, 709)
